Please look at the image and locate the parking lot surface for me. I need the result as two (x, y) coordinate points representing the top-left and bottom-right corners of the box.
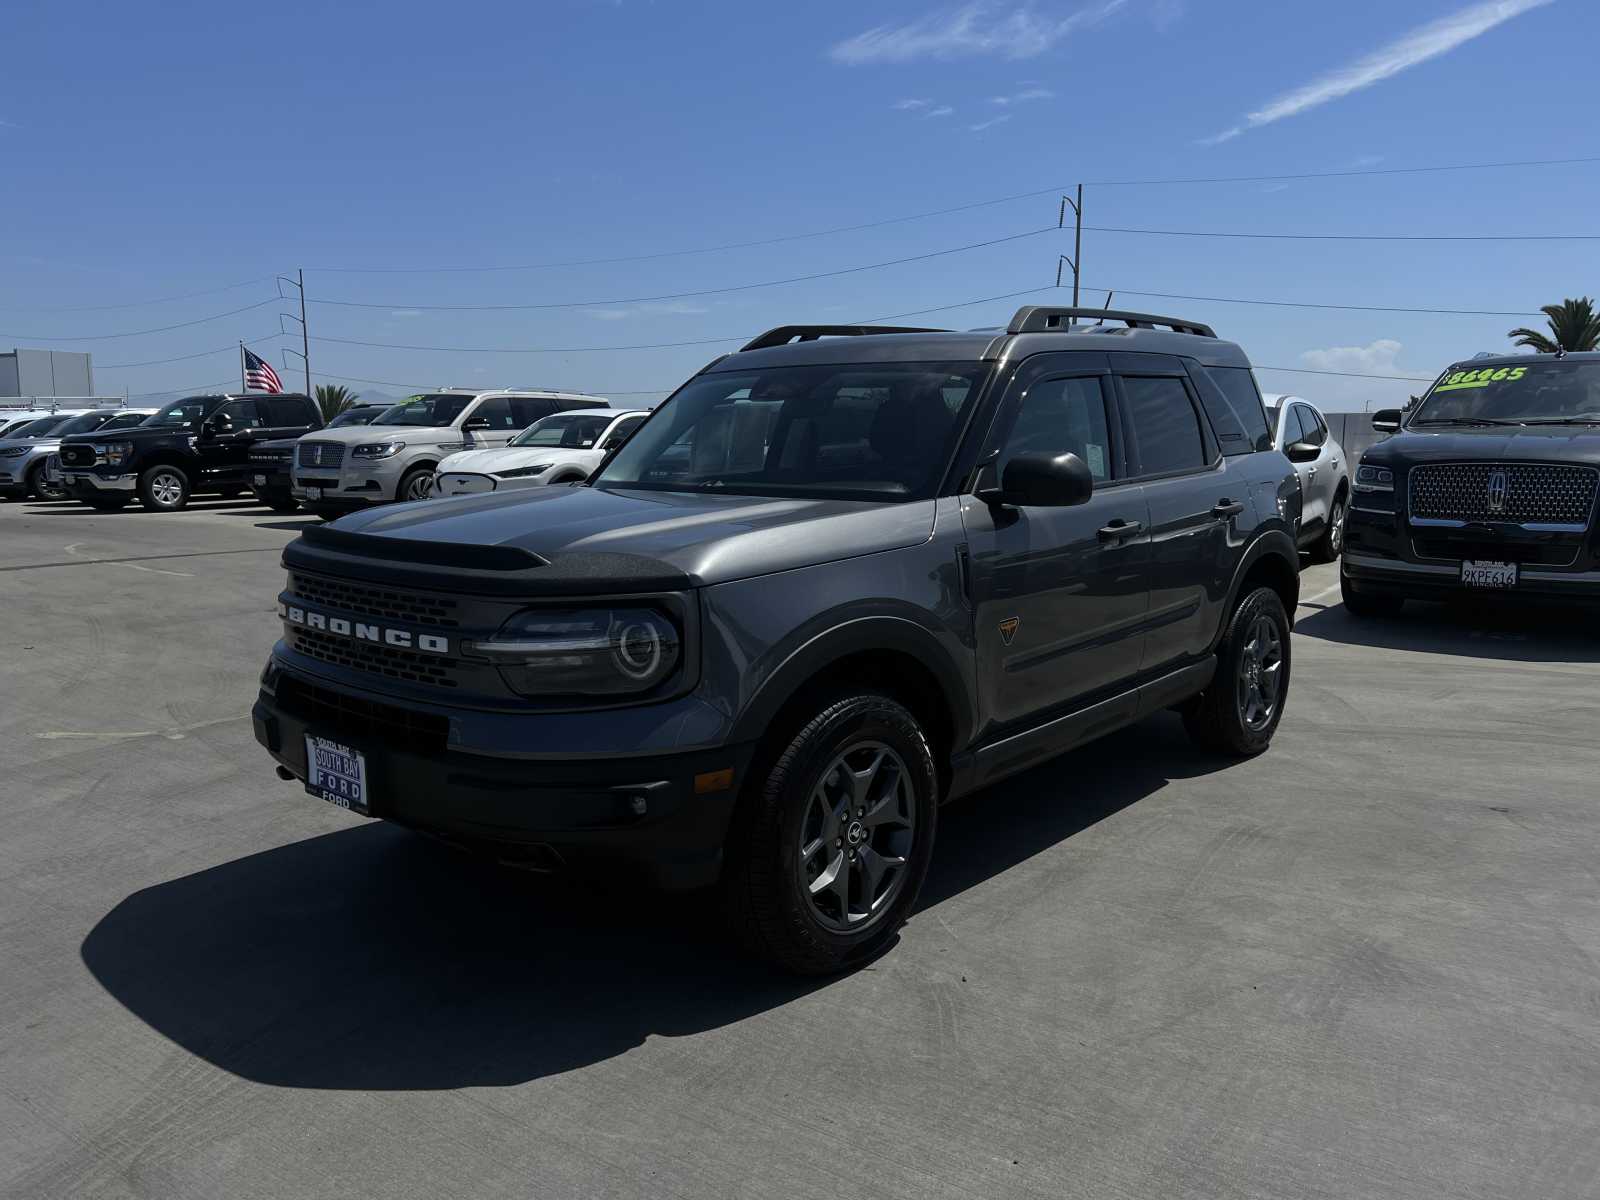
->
(3, 496), (1600, 1200)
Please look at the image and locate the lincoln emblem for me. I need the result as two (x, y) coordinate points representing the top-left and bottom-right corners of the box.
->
(1485, 469), (1509, 515)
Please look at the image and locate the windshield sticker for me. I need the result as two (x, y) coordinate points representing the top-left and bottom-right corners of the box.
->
(1434, 366), (1528, 393)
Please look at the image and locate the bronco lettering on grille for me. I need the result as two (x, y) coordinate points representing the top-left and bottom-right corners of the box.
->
(279, 601), (450, 654)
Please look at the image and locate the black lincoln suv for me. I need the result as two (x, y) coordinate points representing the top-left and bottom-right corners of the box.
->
(1343, 353), (1600, 615)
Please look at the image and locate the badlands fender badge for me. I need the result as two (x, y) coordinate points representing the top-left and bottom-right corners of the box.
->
(999, 617), (1020, 646)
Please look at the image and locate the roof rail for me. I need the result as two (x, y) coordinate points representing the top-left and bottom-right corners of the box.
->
(740, 324), (949, 352)
(1006, 306), (1216, 339)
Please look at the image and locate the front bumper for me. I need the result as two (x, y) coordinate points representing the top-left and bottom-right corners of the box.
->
(1343, 551), (1600, 603)
(62, 471), (137, 494)
(252, 669), (753, 890)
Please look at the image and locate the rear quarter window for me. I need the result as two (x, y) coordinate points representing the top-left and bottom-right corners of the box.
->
(1194, 364), (1272, 454)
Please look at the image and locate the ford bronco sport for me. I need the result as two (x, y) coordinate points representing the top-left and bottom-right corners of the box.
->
(253, 308), (1302, 973)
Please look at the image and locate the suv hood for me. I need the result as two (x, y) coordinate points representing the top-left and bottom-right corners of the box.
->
(436, 446), (590, 475)
(1367, 425), (1600, 465)
(317, 485), (937, 588)
(300, 425), (461, 447)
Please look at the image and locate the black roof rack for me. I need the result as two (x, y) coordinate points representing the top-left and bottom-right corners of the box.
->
(1006, 306), (1216, 339)
(740, 324), (949, 352)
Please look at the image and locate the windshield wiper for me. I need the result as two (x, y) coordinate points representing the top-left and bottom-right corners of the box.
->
(1412, 417), (1522, 427)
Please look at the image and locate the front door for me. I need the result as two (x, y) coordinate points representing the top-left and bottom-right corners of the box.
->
(961, 356), (1151, 736)
(205, 398), (266, 483)
(1283, 403), (1330, 540)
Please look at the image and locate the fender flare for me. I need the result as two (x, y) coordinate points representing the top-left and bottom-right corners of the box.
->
(727, 615), (974, 751)
(1212, 528), (1300, 651)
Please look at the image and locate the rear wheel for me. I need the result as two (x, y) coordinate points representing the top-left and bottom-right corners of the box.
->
(138, 465), (190, 512)
(1184, 586), (1291, 757)
(722, 692), (938, 974)
(1341, 568), (1404, 618)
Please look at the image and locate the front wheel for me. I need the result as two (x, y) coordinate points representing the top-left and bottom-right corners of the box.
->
(138, 465), (190, 512)
(397, 467), (433, 502)
(1311, 494), (1346, 562)
(1183, 586), (1291, 757)
(27, 462), (65, 501)
(722, 692), (938, 974)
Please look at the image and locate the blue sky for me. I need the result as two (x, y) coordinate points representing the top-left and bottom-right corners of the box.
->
(1, 0), (1594, 410)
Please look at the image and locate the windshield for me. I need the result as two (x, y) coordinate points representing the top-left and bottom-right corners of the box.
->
(147, 397), (218, 428)
(372, 394), (473, 427)
(510, 412), (615, 448)
(1412, 360), (1600, 424)
(54, 412), (115, 437)
(7, 416), (70, 439)
(328, 407), (382, 428)
(592, 362), (990, 501)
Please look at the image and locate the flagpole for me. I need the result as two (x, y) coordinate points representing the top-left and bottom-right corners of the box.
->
(239, 342), (247, 393)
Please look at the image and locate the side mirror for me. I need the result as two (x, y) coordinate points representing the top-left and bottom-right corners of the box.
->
(203, 416), (231, 439)
(1285, 440), (1321, 463)
(1372, 409), (1403, 434)
(462, 416), (492, 432)
(984, 451), (1095, 508)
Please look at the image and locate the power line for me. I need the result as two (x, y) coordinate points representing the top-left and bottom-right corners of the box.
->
(306, 228), (1058, 312)
(99, 333), (287, 369)
(1085, 155), (1600, 187)
(0, 298), (285, 342)
(124, 375), (244, 398)
(0, 277), (275, 313)
(1255, 365), (1433, 383)
(1084, 284), (1538, 318)
(1086, 225), (1600, 243)
(314, 369), (673, 397)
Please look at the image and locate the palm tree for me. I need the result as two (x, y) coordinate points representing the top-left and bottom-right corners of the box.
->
(314, 384), (359, 423)
(1508, 297), (1600, 353)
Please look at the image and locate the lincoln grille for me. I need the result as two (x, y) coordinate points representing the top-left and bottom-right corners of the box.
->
(290, 572), (460, 628)
(1409, 463), (1597, 526)
(297, 440), (346, 470)
(288, 626), (463, 688)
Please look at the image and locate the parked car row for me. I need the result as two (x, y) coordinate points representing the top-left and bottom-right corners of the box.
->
(0, 407), (157, 499)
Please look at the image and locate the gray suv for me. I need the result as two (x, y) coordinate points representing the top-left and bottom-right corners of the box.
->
(253, 308), (1302, 973)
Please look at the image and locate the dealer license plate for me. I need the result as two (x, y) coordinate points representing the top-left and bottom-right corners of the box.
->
(305, 735), (369, 813)
(1461, 560), (1517, 589)
(300, 485), (323, 500)
(252, 473), (267, 487)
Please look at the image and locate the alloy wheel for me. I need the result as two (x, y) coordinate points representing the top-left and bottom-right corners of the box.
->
(1329, 499), (1345, 555)
(404, 474), (431, 501)
(1235, 614), (1284, 732)
(151, 472), (183, 507)
(798, 741), (917, 933)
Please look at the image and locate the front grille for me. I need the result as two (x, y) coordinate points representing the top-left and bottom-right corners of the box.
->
(59, 444), (95, 467)
(1410, 463), (1598, 526)
(251, 451), (291, 464)
(288, 626), (464, 688)
(297, 441), (346, 470)
(290, 572), (460, 628)
(1411, 536), (1578, 566)
(275, 675), (449, 754)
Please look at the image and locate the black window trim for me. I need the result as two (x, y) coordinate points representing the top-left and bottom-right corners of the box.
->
(1113, 370), (1221, 483)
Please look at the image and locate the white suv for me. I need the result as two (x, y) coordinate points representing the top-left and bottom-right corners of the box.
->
(1264, 394), (1349, 561)
(290, 388), (609, 516)
(433, 408), (649, 496)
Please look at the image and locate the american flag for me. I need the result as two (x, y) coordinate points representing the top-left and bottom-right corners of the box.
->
(242, 346), (283, 394)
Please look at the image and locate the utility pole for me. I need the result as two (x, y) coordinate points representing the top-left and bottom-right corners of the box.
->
(277, 271), (311, 397)
(1057, 184), (1084, 318)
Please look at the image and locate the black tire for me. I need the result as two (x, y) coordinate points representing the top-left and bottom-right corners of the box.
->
(84, 497), (129, 511)
(26, 461), (65, 501)
(1183, 586), (1291, 757)
(1341, 568), (1404, 618)
(263, 495), (301, 513)
(138, 464), (190, 512)
(397, 466), (433, 502)
(1310, 492), (1346, 563)
(722, 692), (938, 975)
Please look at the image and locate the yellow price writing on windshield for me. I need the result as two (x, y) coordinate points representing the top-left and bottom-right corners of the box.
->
(1434, 365), (1527, 392)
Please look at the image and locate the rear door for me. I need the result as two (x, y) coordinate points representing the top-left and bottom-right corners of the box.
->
(1112, 356), (1236, 674)
(261, 395), (320, 440)
(961, 352), (1151, 733)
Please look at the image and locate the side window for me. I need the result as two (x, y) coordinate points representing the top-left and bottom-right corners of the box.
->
(469, 397), (516, 430)
(602, 415), (645, 450)
(265, 397), (313, 426)
(102, 413), (145, 430)
(1303, 406), (1328, 446)
(1288, 405), (1314, 446)
(1204, 365), (1273, 453)
(1122, 376), (1206, 476)
(995, 375), (1114, 482)
(509, 397), (557, 427)
(216, 399), (263, 429)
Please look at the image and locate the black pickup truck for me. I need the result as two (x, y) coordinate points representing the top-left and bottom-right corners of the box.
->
(59, 392), (320, 511)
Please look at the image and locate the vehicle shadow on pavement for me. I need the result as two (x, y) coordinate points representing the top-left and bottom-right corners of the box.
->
(80, 719), (1215, 1091)
(1294, 598), (1600, 663)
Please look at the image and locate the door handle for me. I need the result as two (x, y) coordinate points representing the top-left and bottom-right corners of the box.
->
(1098, 519), (1144, 542)
(1211, 499), (1245, 518)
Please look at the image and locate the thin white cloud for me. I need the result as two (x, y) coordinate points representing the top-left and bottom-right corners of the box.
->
(927, 105), (955, 118)
(1203, 0), (1553, 143)
(389, 309), (422, 318)
(829, 0), (1128, 64)
(584, 300), (712, 321)
(893, 98), (933, 110)
(990, 86), (1055, 105)
(969, 114), (1013, 132)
